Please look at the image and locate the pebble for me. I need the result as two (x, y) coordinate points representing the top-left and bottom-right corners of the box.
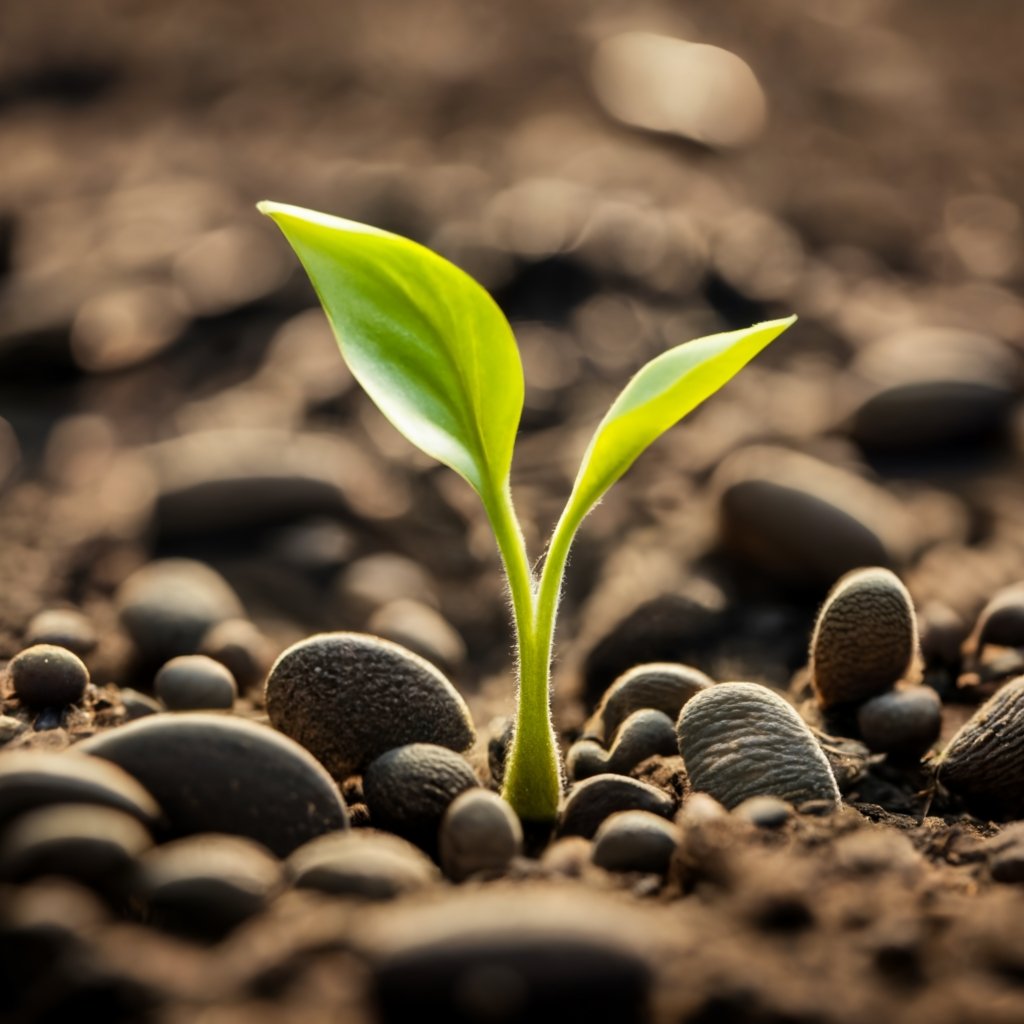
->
(288, 830), (440, 899)
(591, 32), (766, 149)
(118, 687), (162, 720)
(366, 600), (467, 677)
(136, 833), (284, 939)
(568, 709), (678, 781)
(811, 567), (918, 708)
(987, 823), (1024, 883)
(367, 891), (652, 1024)
(557, 774), (676, 839)
(969, 583), (1024, 655)
(23, 608), (97, 656)
(857, 686), (942, 758)
(677, 682), (841, 810)
(439, 789), (523, 882)
(363, 743), (478, 852)
(115, 559), (244, 664)
(265, 632), (475, 781)
(591, 809), (679, 874)
(733, 795), (793, 829)
(198, 618), (274, 692)
(78, 712), (348, 856)
(849, 327), (1018, 452)
(711, 445), (913, 586)
(338, 553), (439, 621)
(7, 644), (89, 708)
(0, 804), (152, 887)
(937, 677), (1024, 818)
(919, 601), (969, 668)
(0, 751), (161, 830)
(154, 654), (237, 711)
(588, 663), (714, 742)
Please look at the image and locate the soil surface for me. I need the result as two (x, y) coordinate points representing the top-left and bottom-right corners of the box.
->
(3, 1), (1024, 1022)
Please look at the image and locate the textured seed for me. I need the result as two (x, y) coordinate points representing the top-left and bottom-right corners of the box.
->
(591, 809), (679, 873)
(288, 830), (440, 899)
(136, 833), (283, 939)
(79, 712), (348, 856)
(154, 654), (237, 710)
(568, 709), (678, 781)
(811, 567), (918, 708)
(265, 632), (475, 781)
(440, 788), (523, 882)
(0, 804), (152, 887)
(677, 682), (840, 809)
(588, 663), (714, 742)
(856, 686), (942, 758)
(363, 743), (478, 853)
(557, 774), (676, 839)
(937, 676), (1024, 818)
(7, 645), (89, 708)
(23, 608), (97, 657)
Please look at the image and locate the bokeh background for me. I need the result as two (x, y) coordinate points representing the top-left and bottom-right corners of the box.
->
(2, 0), (1023, 717)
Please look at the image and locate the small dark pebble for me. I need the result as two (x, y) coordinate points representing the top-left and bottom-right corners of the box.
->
(440, 789), (523, 882)
(135, 833), (283, 940)
(856, 686), (942, 759)
(198, 617), (273, 692)
(23, 608), (97, 657)
(118, 687), (162, 720)
(8, 644), (89, 708)
(0, 803), (152, 889)
(154, 654), (237, 711)
(733, 795), (793, 829)
(78, 712), (348, 856)
(592, 809), (679, 874)
(288, 830), (440, 899)
(363, 743), (478, 854)
(557, 774), (676, 839)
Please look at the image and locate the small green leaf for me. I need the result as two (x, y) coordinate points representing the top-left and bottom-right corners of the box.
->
(258, 201), (523, 500)
(562, 316), (796, 530)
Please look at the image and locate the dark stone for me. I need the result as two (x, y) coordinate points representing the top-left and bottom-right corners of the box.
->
(591, 809), (678, 873)
(557, 774), (676, 839)
(154, 654), (237, 711)
(440, 789), (523, 882)
(8, 644), (89, 708)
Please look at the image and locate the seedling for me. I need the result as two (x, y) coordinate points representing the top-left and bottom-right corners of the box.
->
(258, 200), (795, 822)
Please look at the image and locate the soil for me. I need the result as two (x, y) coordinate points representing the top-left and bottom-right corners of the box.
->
(3, 1), (1024, 1021)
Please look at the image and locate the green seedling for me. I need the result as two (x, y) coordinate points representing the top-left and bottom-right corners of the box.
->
(258, 200), (795, 823)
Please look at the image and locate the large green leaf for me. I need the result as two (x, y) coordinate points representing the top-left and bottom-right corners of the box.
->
(562, 316), (796, 530)
(258, 201), (523, 499)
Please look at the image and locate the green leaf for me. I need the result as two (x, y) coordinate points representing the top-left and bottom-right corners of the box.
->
(562, 316), (796, 530)
(258, 201), (523, 500)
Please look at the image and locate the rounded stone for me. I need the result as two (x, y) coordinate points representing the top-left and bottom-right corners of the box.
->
(198, 618), (274, 692)
(568, 709), (678, 781)
(733, 795), (793, 829)
(363, 743), (478, 852)
(154, 654), (237, 711)
(0, 751), (161, 830)
(971, 584), (1024, 655)
(677, 682), (840, 810)
(23, 609), (97, 657)
(440, 789), (523, 882)
(857, 686), (942, 759)
(0, 804), (152, 887)
(937, 677), (1024, 819)
(7, 645), (89, 708)
(589, 663), (714, 742)
(811, 567), (918, 708)
(115, 558), (244, 664)
(557, 774), (676, 839)
(288, 830), (440, 900)
(367, 600), (467, 677)
(265, 632), (475, 781)
(136, 833), (283, 939)
(711, 445), (913, 587)
(78, 712), (348, 856)
(592, 809), (678, 873)
(118, 687), (162, 721)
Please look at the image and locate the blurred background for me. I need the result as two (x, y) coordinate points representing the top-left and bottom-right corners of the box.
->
(1, 0), (1023, 716)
